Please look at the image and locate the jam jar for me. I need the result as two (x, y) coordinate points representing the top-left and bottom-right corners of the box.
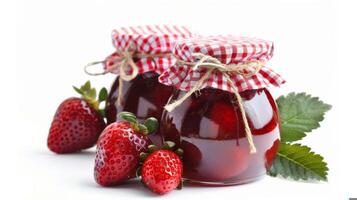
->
(102, 25), (193, 146)
(161, 88), (280, 185)
(159, 35), (285, 185)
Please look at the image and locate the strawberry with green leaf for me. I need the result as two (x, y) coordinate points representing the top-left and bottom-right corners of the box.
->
(47, 81), (107, 154)
(94, 112), (159, 186)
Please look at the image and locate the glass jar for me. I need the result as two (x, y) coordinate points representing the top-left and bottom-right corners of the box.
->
(106, 71), (173, 146)
(161, 87), (280, 185)
(101, 25), (193, 147)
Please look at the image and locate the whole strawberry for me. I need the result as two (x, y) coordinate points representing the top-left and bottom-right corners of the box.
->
(94, 112), (158, 186)
(47, 81), (107, 154)
(141, 142), (183, 195)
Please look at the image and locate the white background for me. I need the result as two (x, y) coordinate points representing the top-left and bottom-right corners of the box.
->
(1, 0), (356, 199)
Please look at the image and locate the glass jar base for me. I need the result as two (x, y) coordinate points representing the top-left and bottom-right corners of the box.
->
(183, 174), (265, 186)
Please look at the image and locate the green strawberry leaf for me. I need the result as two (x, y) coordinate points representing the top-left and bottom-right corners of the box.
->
(268, 143), (328, 181)
(138, 124), (149, 135)
(119, 111), (137, 124)
(98, 87), (108, 102)
(175, 148), (184, 156)
(163, 141), (176, 150)
(139, 152), (149, 162)
(148, 144), (159, 153)
(277, 92), (331, 143)
(81, 80), (91, 92)
(144, 117), (159, 134)
(73, 86), (84, 95)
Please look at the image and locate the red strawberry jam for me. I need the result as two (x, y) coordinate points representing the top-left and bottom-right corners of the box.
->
(161, 88), (280, 185)
(106, 72), (173, 146)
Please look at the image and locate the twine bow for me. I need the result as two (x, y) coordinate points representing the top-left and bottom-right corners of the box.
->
(85, 51), (144, 106)
(164, 53), (265, 153)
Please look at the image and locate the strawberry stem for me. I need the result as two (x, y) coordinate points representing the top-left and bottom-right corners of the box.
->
(73, 81), (107, 113)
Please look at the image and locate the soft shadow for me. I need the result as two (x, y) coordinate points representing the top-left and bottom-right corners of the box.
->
(271, 175), (324, 184)
(56, 149), (96, 156)
(31, 149), (96, 165)
(34, 148), (96, 157)
(80, 178), (160, 197)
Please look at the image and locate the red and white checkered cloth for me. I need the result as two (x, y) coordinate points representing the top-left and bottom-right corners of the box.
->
(159, 35), (285, 93)
(104, 25), (194, 75)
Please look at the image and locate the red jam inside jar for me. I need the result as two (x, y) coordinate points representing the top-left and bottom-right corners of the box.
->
(161, 88), (280, 185)
(106, 71), (173, 146)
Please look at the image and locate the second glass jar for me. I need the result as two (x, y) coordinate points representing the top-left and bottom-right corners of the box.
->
(161, 88), (280, 185)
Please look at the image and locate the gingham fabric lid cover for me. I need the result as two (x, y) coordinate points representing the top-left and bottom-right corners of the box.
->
(104, 25), (194, 75)
(159, 35), (285, 93)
